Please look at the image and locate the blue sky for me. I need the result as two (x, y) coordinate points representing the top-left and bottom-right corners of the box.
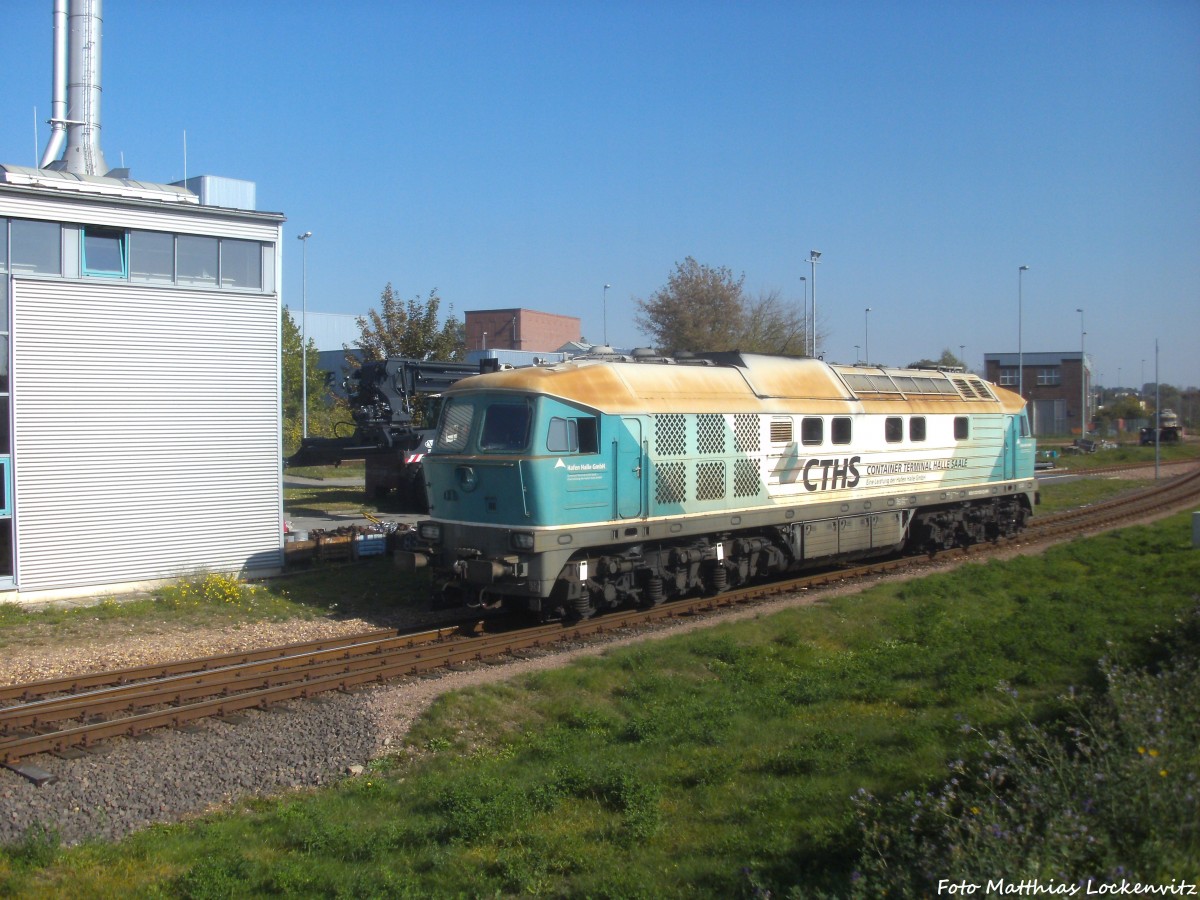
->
(3, 1), (1197, 388)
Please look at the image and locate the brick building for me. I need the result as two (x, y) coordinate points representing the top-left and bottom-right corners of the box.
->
(465, 308), (581, 353)
(983, 351), (1092, 437)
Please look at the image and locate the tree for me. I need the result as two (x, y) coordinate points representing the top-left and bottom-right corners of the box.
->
(907, 348), (968, 371)
(353, 284), (465, 363)
(634, 258), (807, 355)
(281, 307), (339, 456)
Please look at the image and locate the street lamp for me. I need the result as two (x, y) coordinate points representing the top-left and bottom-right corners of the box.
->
(808, 251), (821, 357)
(960, 345), (965, 370)
(854, 344), (860, 363)
(1018, 265), (1029, 399)
(798, 276), (807, 355)
(297, 231), (312, 439)
(602, 284), (611, 347)
(1076, 308), (1086, 438)
(864, 307), (872, 365)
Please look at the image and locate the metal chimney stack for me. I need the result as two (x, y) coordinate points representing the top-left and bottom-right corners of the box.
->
(40, 0), (110, 176)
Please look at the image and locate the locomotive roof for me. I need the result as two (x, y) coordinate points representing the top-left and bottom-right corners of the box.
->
(446, 353), (1024, 415)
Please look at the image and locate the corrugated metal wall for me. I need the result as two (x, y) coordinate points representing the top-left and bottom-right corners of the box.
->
(11, 278), (282, 591)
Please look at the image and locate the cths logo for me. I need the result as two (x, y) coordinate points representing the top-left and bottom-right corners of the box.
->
(802, 456), (861, 491)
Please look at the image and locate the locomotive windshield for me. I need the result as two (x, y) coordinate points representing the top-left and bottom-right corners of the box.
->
(479, 401), (533, 452)
(435, 399), (474, 452)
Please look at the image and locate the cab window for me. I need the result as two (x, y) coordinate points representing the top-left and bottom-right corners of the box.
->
(548, 416), (599, 453)
(480, 402), (532, 451)
(435, 399), (474, 452)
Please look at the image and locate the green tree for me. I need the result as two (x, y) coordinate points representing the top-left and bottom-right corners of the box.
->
(282, 307), (339, 456)
(634, 258), (807, 355)
(907, 348), (968, 370)
(353, 284), (465, 363)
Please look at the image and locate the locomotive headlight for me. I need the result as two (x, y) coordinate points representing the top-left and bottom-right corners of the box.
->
(511, 532), (535, 551)
(417, 522), (442, 542)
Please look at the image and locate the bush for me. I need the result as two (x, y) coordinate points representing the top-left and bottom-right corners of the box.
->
(155, 572), (276, 614)
(848, 605), (1200, 894)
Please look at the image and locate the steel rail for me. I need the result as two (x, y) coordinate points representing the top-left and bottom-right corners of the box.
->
(0, 629), (487, 732)
(3, 466), (1198, 766)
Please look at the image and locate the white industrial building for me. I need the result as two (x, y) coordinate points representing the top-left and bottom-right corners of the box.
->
(0, 0), (285, 600)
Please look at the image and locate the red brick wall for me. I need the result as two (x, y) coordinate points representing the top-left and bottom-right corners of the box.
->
(465, 309), (581, 351)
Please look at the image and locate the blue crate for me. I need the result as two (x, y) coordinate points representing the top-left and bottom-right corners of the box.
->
(353, 535), (387, 558)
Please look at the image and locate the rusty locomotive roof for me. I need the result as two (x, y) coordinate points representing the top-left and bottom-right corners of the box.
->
(445, 353), (1025, 416)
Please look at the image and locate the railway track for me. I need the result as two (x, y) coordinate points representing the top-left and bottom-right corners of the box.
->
(4, 463), (1198, 777)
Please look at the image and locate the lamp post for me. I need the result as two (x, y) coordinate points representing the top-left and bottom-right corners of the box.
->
(602, 284), (611, 347)
(854, 345), (860, 363)
(960, 345), (965, 370)
(1076, 308), (1086, 438)
(297, 231), (312, 439)
(808, 252), (822, 356)
(1018, 265), (1029, 399)
(798, 276), (806, 355)
(864, 307), (872, 365)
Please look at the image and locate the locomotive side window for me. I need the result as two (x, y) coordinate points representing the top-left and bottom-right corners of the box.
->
(480, 402), (532, 452)
(801, 417), (823, 446)
(885, 417), (903, 443)
(436, 399), (474, 452)
(547, 416), (599, 454)
(547, 417), (576, 452)
(909, 417), (926, 442)
(832, 417), (852, 445)
(954, 417), (969, 439)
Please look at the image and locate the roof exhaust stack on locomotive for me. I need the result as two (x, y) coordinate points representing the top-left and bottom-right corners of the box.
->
(40, 0), (114, 177)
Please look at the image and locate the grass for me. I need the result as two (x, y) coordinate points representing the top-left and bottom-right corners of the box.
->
(1043, 440), (1199, 472)
(0, 560), (432, 652)
(1034, 476), (1146, 513)
(3, 512), (1197, 897)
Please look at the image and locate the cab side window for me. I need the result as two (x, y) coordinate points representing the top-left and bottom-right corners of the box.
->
(548, 416), (599, 453)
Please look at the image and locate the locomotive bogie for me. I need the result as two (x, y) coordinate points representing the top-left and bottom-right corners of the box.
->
(404, 354), (1037, 619)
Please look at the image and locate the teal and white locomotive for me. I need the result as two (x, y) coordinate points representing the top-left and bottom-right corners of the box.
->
(400, 352), (1037, 619)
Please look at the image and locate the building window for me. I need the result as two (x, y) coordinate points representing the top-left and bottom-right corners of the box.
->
(1037, 368), (1061, 386)
(954, 417), (969, 440)
(176, 235), (218, 286)
(10, 219), (61, 275)
(0, 219), (7, 271)
(885, 417), (903, 443)
(129, 230), (175, 283)
(801, 417), (823, 446)
(909, 417), (926, 442)
(220, 238), (262, 290)
(82, 226), (128, 277)
(998, 368), (1018, 386)
(831, 417), (852, 445)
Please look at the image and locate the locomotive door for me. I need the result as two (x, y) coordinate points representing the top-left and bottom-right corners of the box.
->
(1004, 415), (1017, 480)
(616, 418), (644, 519)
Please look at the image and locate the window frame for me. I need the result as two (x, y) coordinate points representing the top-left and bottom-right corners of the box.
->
(909, 417), (926, 442)
(81, 226), (129, 278)
(885, 417), (903, 443)
(831, 417), (852, 445)
(800, 417), (823, 446)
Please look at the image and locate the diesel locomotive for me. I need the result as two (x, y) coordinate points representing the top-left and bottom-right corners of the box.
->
(399, 351), (1038, 619)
